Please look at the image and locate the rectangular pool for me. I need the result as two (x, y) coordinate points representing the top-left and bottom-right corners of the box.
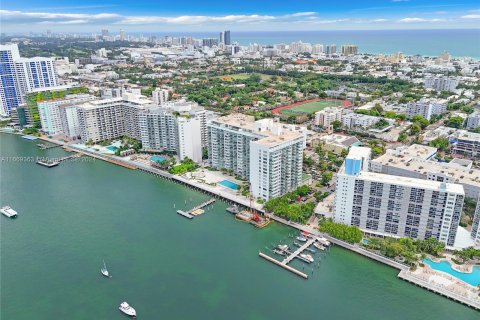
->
(219, 180), (240, 190)
(150, 156), (167, 163)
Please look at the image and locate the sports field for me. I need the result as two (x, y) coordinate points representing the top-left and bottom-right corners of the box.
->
(272, 98), (351, 115)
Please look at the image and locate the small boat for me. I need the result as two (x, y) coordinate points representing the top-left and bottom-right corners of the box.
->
(296, 236), (307, 242)
(1, 206), (18, 218)
(119, 301), (136, 317)
(313, 242), (326, 251)
(305, 247), (316, 253)
(101, 260), (110, 278)
(277, 244), (289, 252)
(273, 248), (286, 256)
(293, 241), (302, 247)
(318, 237), (331, 246)
(300, 253), (314, 263)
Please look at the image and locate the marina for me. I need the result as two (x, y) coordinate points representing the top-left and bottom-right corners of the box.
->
(2, 133), (478, 319)
(259, 236), (324, 279)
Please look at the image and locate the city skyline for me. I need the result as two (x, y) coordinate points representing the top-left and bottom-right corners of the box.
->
(1, 0), (480, 32)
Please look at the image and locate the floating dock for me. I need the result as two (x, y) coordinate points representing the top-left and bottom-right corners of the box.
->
(259, 238), (316, 279)
(36, 154), (81, 168)
(37, 143), (59, 150)
(177, 198), (216, 219)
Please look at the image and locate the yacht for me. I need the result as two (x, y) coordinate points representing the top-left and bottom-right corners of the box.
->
(300, 253), (314, 263)
(119, 302), (136, 317)
(101, 260), (110, 278)
(1, 206), (18, 218)
(277, 244), (289, 252)
(296, 236), (307, 242)
(313, 242), (326, 251)
(273, 248), (286, 256)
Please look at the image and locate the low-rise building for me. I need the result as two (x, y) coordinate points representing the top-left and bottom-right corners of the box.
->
(453, 130), (480, 159)
(466, 111), (480, 130)
(314, 107), (343, 128)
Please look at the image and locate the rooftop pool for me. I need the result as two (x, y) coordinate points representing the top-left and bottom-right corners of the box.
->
(423, 259), (480, 286)
(219, 180), (240, 190)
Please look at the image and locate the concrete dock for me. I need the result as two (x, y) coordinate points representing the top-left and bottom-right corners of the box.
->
(177, 198), (216, 219)
(259, 238), (317, 279)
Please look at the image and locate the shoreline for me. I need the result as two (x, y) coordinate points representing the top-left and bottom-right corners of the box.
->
(3, 130), (480, 311)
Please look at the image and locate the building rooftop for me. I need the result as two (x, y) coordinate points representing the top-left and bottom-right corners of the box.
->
(455, 130), (480, 142)
(372, 153), (480, 189)
(359, 171), (465, 195)
(212, 113), (305, 148)
(318, 134), (360, 148)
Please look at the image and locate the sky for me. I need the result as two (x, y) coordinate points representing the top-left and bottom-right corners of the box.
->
(1, 0), (480, 34)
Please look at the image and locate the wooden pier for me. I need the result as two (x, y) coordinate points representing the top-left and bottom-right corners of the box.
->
(259, 238), (316, 279)
(176, 198), (216, 219)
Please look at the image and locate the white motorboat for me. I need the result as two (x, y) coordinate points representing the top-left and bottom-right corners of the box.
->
(119, 301), (136, 317)
(277, 244), (289, 251)
(318, 237), (331, 246)
(313, 242), (326, 251)
(296, 236), (307, 242)
(101, 260), (110, 278)
(1, 206), (18, 218)
(300, 253), (314, 263)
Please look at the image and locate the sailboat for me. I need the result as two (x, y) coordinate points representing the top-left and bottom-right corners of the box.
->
(101, 260), (110, 278)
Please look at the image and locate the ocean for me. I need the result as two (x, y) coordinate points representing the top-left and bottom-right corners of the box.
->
(153, 29), (480, 58)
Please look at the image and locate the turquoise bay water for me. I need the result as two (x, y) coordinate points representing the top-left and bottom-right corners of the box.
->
(423, 259), (480, 286)
(1, 133), (478, 319)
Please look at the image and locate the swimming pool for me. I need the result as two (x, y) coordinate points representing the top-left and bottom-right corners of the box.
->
(150, 156), (167, 163)
(219, 180), (240, 190)
(106, 146), (117, 152)
(423, 259), (480, 286)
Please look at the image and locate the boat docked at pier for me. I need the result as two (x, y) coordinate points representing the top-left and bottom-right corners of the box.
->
(300, 253), (314, 263)
(1, 206), (18, 218)
(119, 302), (136, 317)
(296, 236), (307, 242)
(313, 242), (326, 251)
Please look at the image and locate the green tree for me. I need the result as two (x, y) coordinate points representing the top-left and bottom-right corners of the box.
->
(446, 116), (464, 129)
(429, 137), (449, 151)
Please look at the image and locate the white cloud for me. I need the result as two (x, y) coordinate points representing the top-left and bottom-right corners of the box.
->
(398, 17), (446, 23)
(461, 14), (480, 19)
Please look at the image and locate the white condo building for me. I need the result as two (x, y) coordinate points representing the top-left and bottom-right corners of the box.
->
(314, 107), (343, 128)
(334, 147), (464, 246)
(37, 94), (96, 137)
(406, 98), (447, 120)
(208, 114), (306, 200)
(471, 200), (480, 245)
(424, 76), (459, 92)
(152, 88), (170, 106)
(138, 101), (206, 163)
(0, 43), (59, 116)
(77, 94), (152, 143)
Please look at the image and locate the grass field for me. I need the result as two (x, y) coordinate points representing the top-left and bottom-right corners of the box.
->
(217, 73), (273, 81)
(279, 99), (344, 115)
